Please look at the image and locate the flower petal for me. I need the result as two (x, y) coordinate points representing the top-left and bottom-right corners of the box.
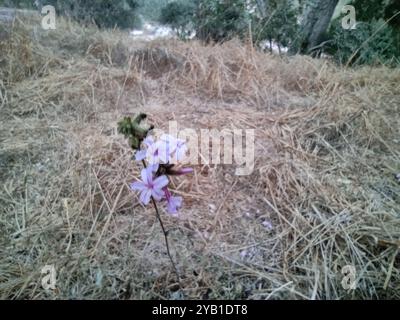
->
(152, 188), (165, 201)
(160, 134), (177, 145)
(167, 196), (183, 215)
(130, 181), (146, 191)
(140, 189), (152, 205)
(156, 140), (172, 163)
(149, 163), (159, 173)
(141, 167), (153, 185)
(163, 186), (172, 200)
(143, 136), (154, 147)
(146, 143), (161, 165)
(176, 144), (188, 161)
(153, 175), (169, 190)
(135, 150), (147, 161)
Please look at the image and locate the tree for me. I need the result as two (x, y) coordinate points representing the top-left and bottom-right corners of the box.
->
(42, 0), (141, 29)
(160, 1), (195, 38)
(195, 0), (249, 43)
(328, 0), (400, 66)
(330, 18), (398, 65)
(137, 0), (169, 22)
(384, 0), (400, 29)
(289, 0), (339, 54)
(253, 0), (298, 53)
(1, 0), (37, 8)
(351, 0), (400, 55)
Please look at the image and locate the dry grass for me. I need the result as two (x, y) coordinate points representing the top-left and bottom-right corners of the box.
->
(0, 12), (399, 300)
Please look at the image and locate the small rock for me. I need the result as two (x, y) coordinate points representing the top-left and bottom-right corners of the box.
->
(240, 250), (247, 260)
(262, 220), (273, 231)
(202, 231), (210, 240)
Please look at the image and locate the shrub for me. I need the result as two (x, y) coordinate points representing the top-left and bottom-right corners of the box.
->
(195, 0), (249, 42)
(159, 1), (195, 38)
(43, 0), (141, 30)
(330, 18), (399, 66)
(137, 0), (168, 22)
(0, 0), (36, 8)
(252, 0), (299, 52)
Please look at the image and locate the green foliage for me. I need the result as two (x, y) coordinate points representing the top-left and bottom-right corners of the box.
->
(158, 0), (250, 42)
(384, 1), (400, 29)
(159, 1), (195, 38)
(137, 0), (169, 22)
(44, 0), (141, 30)
(350, 0), (389, 22)
(252, 0), (299, 50)
(195, 0), (250, 42)
(0, 0), (36, 8)
(330, 18), (399, 66)
(329, 0), (400, 66)
(118, 114), (154, 150)
(350, 0), (400, 54)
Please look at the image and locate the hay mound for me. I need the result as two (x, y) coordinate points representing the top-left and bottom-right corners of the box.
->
(0, 13), (399, 299)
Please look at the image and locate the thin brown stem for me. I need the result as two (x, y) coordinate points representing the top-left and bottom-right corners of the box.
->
(141, 160), (181, 283)
(151, 197), (180, 281)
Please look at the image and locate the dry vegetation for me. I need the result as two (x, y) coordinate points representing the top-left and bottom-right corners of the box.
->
(0, 12), (399, 300)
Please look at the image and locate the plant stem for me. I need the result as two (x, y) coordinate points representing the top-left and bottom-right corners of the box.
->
(150, 197), (180, 281)
(141, 160), (181, 282)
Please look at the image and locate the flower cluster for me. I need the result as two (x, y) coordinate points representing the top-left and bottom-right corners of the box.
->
(130, 134), (192, 216)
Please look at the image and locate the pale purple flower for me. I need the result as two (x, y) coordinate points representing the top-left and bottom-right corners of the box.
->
(159, 134), (179, 162)
(145, 140), (172, 165)
(136, 134), (189, 166)
(130, 167), (169, 205)
(168, 197), (183, 215)
(135, 149), (147, 161)
(173, 138), (188, 162)
(130, 132), (192, 214)
(163, 187), (183, 216)
(143, 136), (155, 147)
(149, 163), (159, 173)
(160, 134), (177, 148)
(135, 136), (155, 161)
(135, 136), (154, 161)
(160, 135), (187, 163)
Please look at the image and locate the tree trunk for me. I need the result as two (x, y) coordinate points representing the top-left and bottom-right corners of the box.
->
(289, 0), (339, 54)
